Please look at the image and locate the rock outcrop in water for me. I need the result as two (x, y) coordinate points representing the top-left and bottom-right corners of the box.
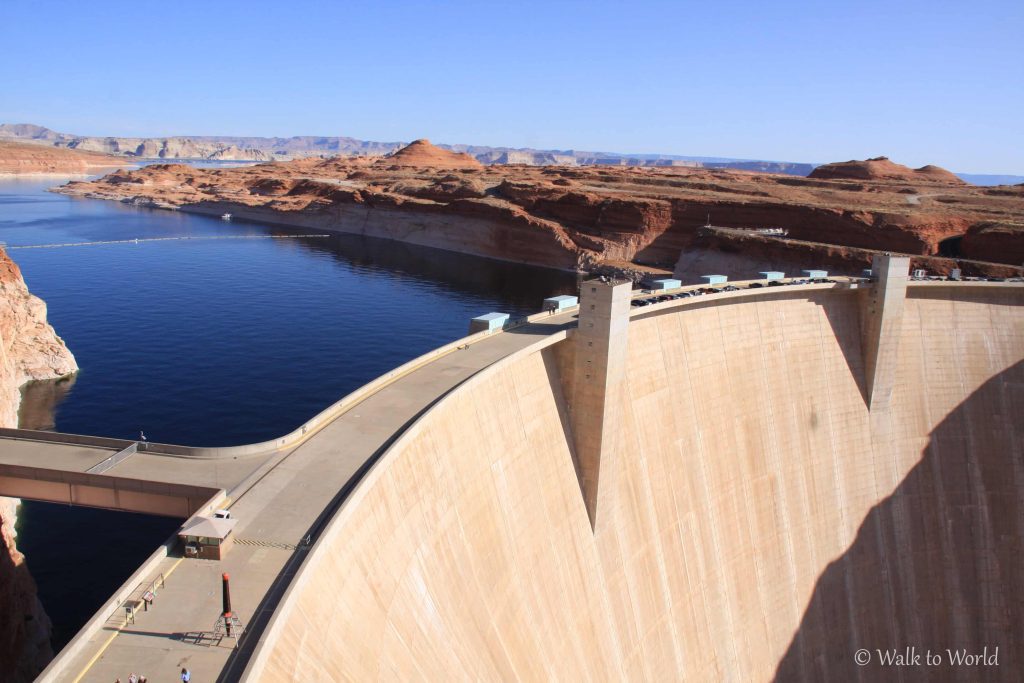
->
(0, 248), (78, 681)
(56, 144), (1024, 279)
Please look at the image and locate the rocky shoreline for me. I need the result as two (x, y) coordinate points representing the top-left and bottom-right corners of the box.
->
(55, 141), (1024, 281)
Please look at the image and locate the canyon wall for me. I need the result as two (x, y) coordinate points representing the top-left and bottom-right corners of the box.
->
(673, 229), (1024, 283)
(246, 284), (1024, 681)
(0, 249), (78, 681)
(57, 150), (1024, 280)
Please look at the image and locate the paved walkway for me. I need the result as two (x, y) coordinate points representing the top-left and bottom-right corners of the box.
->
(30, 311), (576, 682)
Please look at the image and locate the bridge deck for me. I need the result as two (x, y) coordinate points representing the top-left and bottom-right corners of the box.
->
(34, 311), (577, 682)
(0, 438), (270, 489)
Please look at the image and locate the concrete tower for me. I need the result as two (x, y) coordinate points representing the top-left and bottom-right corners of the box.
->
(570, 278), (633, 529)
(861, 253), (911, 410)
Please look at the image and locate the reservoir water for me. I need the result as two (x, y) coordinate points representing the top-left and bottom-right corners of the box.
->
(0, 175), (578, 650)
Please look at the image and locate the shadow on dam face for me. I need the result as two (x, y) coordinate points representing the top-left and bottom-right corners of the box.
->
(775, 359), (1024, 682)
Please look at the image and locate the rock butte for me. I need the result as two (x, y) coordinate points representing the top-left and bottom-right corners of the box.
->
(809, 155), (967, 184)
(379, 138), (483, 168)
(58, 143), (1024, 278)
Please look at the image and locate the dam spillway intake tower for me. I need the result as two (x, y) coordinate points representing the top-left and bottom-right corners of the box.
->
(571, 278), (633, 529)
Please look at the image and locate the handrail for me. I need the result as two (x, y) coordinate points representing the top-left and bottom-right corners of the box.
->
(85, 442), (138, 474)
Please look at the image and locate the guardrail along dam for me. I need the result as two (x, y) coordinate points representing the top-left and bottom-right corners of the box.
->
(4, 255), (1022, 681)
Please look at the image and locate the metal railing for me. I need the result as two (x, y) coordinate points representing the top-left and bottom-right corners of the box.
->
(121, 571), (167, 624)
(85, 442), (138, 474)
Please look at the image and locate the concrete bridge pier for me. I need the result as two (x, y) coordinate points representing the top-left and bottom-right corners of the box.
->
(570, 279), (633, 529)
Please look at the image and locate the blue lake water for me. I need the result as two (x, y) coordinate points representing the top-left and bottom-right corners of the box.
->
(1, 175), (578, 650)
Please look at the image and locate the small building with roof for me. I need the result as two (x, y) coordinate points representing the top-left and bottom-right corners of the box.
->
(179, 515), (238, 561)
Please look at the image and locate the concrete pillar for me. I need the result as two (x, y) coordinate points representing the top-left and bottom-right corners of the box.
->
(861, 254), (911, 410)
(571, 279), (632, 530)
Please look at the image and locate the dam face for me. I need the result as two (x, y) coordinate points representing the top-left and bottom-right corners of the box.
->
(246, 276), (1024, 680)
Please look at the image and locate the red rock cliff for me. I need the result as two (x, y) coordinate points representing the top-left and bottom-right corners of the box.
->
(0, 248), (78, 681)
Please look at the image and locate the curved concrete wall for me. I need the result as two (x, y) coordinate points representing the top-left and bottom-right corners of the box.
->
(246, 285), (1024, 681)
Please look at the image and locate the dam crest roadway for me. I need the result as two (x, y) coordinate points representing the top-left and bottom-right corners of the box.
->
(1, 257), (1021, 681)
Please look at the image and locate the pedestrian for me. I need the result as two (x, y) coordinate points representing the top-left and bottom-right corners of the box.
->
(139, 676), (147, 683)
(128, 674), (138, 683)
(181, 668), (191, 682)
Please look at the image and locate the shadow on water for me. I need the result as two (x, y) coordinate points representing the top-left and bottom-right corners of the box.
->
(284, 230), (582, 308)
(0, 511), (53, 682)
(14, 502), (183, 654)
(17, 375), (77, 431)
(774, 360), (1024, 682)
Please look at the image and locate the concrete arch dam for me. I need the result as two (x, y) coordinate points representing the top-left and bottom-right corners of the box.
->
(7, 259), (1021, 681)
(244, 261), (1024, 681)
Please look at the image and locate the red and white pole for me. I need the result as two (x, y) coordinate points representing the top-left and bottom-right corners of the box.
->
(222, 572), (233, 636)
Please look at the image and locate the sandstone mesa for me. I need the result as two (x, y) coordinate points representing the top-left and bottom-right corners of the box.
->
(0, 140), (127, 176)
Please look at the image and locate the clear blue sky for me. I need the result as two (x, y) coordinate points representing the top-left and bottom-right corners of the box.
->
(2, 0), (1021, 173)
